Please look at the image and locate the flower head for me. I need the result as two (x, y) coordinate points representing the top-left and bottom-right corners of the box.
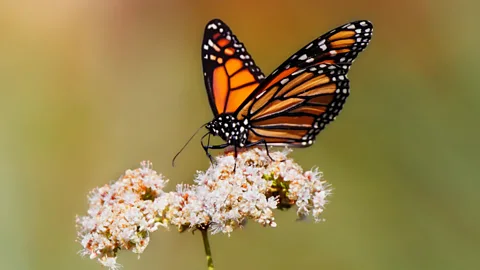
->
(76, 149), (332, 269)
(76, 161), (168, 268)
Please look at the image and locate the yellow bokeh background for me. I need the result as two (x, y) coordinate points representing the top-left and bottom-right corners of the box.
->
(1, 1), (479, 269)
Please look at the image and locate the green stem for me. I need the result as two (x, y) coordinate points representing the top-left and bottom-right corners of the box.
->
(201, 228), (214, 270)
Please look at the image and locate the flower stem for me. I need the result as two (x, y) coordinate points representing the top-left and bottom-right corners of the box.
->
(200, 228), (214, 270)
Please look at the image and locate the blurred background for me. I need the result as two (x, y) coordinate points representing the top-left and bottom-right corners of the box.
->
(1, 0), (479, 269)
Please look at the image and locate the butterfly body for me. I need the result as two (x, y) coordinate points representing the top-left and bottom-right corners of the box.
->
(206, 114), (250, 147)
(199, 19), (373, 158)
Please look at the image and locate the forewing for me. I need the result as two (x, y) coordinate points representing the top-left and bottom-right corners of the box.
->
(202, 19), (265, 116)
(274, 20), (373, 73)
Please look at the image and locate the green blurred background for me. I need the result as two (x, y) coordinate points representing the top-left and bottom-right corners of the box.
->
(1, 0), (479, 269)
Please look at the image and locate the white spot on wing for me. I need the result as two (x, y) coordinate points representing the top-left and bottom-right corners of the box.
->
(207, 24), (218, 30)
(256, 91), (265, 99)
(292, 69), (305, 76)
(281, 78), (289, 85)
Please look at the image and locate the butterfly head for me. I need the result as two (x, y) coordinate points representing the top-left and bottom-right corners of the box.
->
(206, 114), (250, 147)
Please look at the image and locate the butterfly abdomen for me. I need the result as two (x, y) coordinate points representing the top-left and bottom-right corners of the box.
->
(206, 114), (250, 147)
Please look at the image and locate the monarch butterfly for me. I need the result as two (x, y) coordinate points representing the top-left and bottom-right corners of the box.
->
(173, 19), (372, 164)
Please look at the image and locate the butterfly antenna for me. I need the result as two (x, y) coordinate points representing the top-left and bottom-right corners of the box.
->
(172, 123), (207, 167)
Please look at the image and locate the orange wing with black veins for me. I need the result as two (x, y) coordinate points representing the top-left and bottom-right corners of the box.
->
(232, 20), (373, 146)
(202, 19), (265, 116)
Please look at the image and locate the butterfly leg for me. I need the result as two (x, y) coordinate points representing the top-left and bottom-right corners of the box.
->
(261, 140), (274, 161)
(201, 135), (231, 162)
(203, 143), (230, 150)
(244, 140), (275, 161)
(233, 146), (238, 172)
(205, 143), (233, 170)
(201, 133), (215, 164)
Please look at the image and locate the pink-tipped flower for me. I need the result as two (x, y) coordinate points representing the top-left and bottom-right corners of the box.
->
(76, 149), (332, 269)
(76, 161), (169, 269)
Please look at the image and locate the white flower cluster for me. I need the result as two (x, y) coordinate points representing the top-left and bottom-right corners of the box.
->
(76, 148), (332, 269)
(76, 161), (168, 269)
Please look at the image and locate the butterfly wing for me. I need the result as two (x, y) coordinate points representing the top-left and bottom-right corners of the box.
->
(238, 63), (350, 146)
(233, 20), (373, 146)
(273, 20), (373, 74)
(202, 19), (265, 116)
(245, 20), (372, 102)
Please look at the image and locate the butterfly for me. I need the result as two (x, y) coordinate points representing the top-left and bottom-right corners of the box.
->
(172, 19), (373, 165)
